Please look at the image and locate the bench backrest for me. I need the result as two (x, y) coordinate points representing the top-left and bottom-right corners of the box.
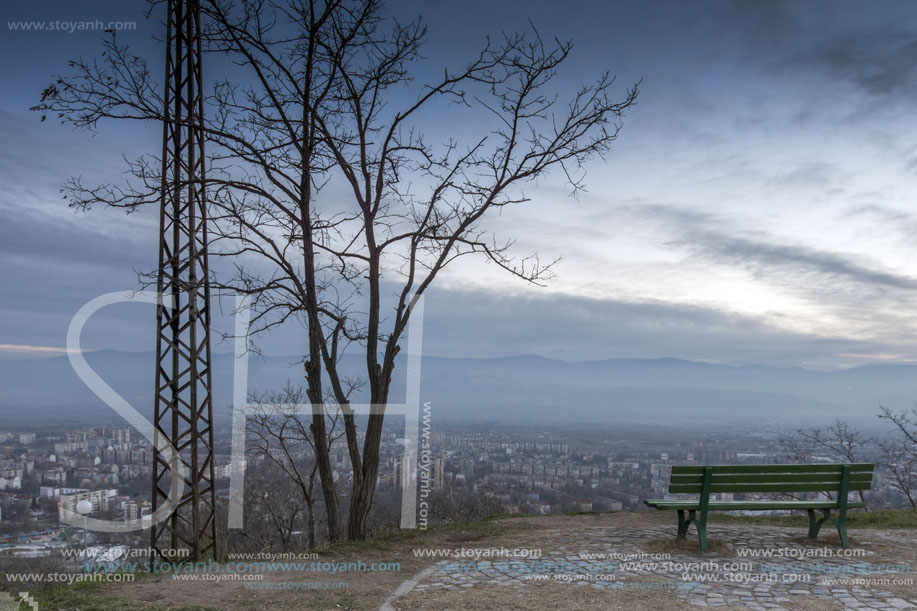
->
(669, 463), (874, 496)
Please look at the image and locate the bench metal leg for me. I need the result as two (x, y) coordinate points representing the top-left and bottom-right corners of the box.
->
(812, 509), (832, 539)
(836, 509), (849, 548)
(697, 510), (708, 551)
(807, 509), (819, 538)
(677, 509), (696, 540)
(675, 509), (708, 550)
(809, 508), (849, 546)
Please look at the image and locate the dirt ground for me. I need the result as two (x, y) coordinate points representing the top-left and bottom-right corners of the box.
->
(393, 581), (843, 611)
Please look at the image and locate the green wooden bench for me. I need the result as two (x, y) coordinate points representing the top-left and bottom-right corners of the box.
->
(644, 463), (873, 551)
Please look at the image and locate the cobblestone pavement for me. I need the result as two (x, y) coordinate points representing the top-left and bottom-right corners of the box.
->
(407, 525), (917, 610)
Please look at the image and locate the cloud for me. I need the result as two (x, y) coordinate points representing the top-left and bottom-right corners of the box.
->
(415, 285), (889, 368)
(0, 344), (73, 354)
(598, 201), (917, 349)
(689, 235), (917, 291)
(846, 203), (917, 236)
(788, 28), (917, 97)
(776, 162), (841, 188)
(835, 352), (917, 362)
(616, 202), (917, 293)
(4, 3), (917, 374)
(0, 344), (78, 362)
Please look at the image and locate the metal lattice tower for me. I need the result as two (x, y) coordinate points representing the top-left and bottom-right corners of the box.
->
(151, 0), (217, 560)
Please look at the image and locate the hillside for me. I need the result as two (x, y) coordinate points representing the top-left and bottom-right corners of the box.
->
(33, 510), (917, 611)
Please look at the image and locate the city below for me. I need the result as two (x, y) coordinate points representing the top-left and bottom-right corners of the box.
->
(0, 417), (907, 557)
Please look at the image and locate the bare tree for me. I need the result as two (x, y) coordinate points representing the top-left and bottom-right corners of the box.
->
(34, 0), (638, 540)
(245, 384), (346, 548)
(780, 433), (814, 465)
(878, 406), (917, 508)
(246, 462), (310, 551)
(430, 480), (504, 525)
(780, 419), (868, 505)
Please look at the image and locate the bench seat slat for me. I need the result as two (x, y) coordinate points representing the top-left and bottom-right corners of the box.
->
(670, 482), (871, 493)
(670, 473), (872, 485)
(671, 463), (873, 475)
(644, 499), (868, 510)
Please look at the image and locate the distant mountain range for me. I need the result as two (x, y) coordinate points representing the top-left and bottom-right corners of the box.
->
(0, 351), (913, 428)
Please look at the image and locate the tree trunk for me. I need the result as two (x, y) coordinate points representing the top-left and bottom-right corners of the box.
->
(347, 411), (385, 539)
(309, 403), (341, 542)
(306, 502), (316, 550)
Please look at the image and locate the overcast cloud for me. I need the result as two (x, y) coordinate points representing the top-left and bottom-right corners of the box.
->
(4, 0), (917, 369)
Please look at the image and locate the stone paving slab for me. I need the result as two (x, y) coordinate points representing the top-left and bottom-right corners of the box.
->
(411, 524), (917, 609)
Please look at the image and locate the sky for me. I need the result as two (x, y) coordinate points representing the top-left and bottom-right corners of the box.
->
(3, 0), (917, 369)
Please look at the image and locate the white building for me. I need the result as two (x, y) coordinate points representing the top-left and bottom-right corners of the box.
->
(58, 489), (117, 519)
